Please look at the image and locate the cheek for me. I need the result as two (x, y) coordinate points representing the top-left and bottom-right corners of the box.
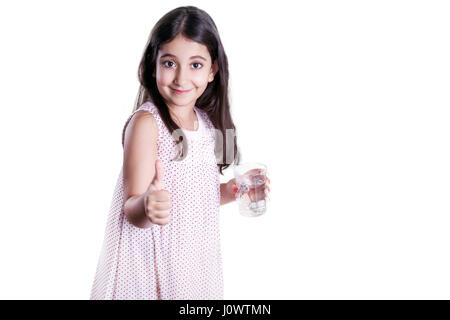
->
(192, 71), (211, 88)
(156, 69), (173, 86)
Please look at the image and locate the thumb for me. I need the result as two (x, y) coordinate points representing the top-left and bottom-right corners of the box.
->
(149, 159), (164, 191)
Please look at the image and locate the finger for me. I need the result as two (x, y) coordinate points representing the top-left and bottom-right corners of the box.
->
(233, 180), (240, 198)
(248, 189), (257, 202)
(246, 168), (261, 176)
(149, 159), (164, 191)
(153, 202), (172, 211)
(154, 159), (165, 183)
(148, 179), (161, 193)
(151, 205), (172, 212)
(151, 216), (171, 225)
(264, 189), (271, 201)
(152, 210), (171, 219)
(151, 190), (171, 202)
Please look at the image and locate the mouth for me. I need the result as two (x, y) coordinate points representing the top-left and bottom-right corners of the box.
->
(170, 88), (192, 95)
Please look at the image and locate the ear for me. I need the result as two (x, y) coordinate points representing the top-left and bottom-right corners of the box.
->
(152, 70), (156, 78)
(208, 60), (219, 83)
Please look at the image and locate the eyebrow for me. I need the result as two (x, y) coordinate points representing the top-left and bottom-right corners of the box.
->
(159, 53), (207, 61)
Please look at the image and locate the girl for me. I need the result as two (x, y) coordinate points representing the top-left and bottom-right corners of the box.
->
(90, 6), (271, 300)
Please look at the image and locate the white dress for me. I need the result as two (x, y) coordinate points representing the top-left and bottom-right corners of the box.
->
(90, 101), (223, 299)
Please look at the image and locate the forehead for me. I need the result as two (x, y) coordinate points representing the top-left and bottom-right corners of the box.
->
(158, 35), (211, 60)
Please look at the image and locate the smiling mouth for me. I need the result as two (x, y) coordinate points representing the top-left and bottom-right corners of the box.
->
(171, 88), (192, 94)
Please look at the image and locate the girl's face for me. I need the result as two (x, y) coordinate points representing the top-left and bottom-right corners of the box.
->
(154, 34), (218, 109)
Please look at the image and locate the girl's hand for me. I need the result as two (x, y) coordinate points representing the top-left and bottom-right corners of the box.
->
(265, 175), (271, 201)
(231, 173), (271, 201)
(144, 159), (172, 225)
(225, 178), (238, 201)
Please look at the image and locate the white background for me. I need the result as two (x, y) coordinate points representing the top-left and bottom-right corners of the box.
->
(0, 0), (449, 299)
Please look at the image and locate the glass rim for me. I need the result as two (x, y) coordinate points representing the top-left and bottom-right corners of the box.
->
(233, 162), (267, 176)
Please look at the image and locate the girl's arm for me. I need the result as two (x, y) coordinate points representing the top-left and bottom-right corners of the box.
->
(123, 110), (159, 229)
(220, 179), (236, 206)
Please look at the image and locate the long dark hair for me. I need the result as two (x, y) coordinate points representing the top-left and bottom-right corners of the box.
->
(131, 6), (240, 175)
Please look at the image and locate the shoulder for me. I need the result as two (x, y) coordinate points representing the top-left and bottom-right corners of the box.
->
(134, 109), (157, 130)
(196, 107), (214, 129)
(122, 108), (158, 148)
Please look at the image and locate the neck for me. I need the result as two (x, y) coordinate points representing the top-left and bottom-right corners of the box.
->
(166, 104), (198, 129)
(167, 104), (195, 121)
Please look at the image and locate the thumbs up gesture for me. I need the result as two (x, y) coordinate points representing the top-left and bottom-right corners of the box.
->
(144, 159), (172, 225)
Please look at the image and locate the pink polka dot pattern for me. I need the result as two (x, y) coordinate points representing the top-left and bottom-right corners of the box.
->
(90, 101), (223, 300)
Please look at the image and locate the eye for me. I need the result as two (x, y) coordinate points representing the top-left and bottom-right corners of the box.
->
(192, 62), (203, 69)
(162, 61), (175, 68)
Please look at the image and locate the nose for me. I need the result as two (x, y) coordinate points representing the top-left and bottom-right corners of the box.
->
(173, 65), (189, 86)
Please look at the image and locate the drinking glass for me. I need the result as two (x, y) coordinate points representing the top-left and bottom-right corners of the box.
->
(233, 162), (268, 217)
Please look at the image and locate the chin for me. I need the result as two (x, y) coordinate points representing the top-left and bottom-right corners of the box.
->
(170, 92), (196, 100)
(167, 98), (195, 107)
